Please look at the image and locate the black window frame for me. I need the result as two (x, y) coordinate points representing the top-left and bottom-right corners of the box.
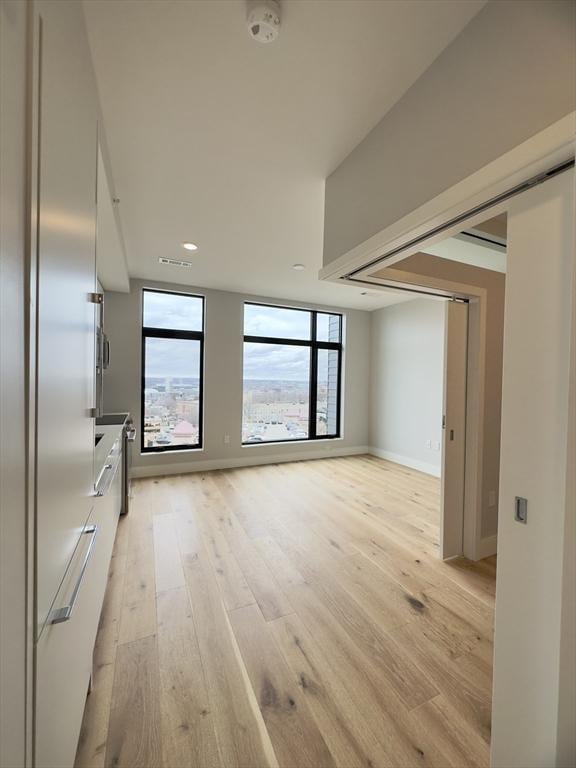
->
(242, 302), (343, 445)
(141, 288), (205, 453)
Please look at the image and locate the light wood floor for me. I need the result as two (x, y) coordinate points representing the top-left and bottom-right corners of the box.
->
(75, 455), (496, 768)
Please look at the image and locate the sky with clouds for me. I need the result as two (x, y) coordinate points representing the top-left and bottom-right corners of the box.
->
(143, 293), (335, 381)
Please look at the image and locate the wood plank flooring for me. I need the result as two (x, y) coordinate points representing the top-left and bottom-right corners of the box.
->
(75, 455), (496, 768)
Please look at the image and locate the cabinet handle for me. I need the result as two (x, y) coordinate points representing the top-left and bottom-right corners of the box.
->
(102, 335), (110, 370)
(94, 463), (113, 495)
(48, 525), (98, 625)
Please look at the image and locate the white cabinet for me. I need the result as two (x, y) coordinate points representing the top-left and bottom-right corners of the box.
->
(30, 2), (124, 767)
(36, 445), (123, 768)
(34, 0), (99, 633)
(36, 514), (99, 768)
(91, 440), (123, 619)
(96, 148), (130, 292)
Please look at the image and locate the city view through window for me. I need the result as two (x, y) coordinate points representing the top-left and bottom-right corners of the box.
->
(141, 294), (343, 450)
(142, 290), (204, 451)
(243, 304), (342, 444)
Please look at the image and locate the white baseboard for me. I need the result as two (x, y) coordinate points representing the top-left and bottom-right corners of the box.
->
(368, 447), (441, 478)
(476, 533), (498, 559)
(132, 445), (370, 479)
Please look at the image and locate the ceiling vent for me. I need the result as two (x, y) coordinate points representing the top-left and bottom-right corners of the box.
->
(158, 257), (194, 268)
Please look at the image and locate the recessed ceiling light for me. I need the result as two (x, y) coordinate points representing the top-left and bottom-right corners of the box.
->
(292, 263), (305, 271)
(182, 242), (198, 251)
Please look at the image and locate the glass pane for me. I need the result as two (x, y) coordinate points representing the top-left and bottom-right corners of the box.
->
(143, 337), (201, 449)
(316, 313), (341, 342)
(316, 348), (339, 436)
(244, 304), (311, 340)
(143, 290), (203, 332)
(243, 342), (310, 442)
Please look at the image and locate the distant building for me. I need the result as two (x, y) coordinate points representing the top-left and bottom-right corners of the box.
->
(171, 419), (198, 445)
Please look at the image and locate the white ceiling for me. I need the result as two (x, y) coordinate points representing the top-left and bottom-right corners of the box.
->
(84, 0), (486, 310)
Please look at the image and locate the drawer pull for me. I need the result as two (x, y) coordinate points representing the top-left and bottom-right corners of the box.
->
(48, 525), (98, 625)
(94, 464), (114, 496)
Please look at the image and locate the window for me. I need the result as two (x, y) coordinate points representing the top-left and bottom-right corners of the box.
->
(141, 289), (204, 452)
(242, 303), (342, 444)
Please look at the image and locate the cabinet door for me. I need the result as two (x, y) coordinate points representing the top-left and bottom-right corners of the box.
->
(35, 512), (100, 768)
(36, 454), (122, 768)
(34, 0), (98, 632)
(90, 448), (123, 617)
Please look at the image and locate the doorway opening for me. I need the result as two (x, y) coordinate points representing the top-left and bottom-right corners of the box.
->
(368, 212), (508, 562)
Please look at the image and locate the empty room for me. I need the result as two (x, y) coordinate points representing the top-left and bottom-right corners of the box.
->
(1, 2), (575, 768)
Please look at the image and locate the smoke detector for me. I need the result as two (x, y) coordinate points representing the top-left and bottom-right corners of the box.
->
(247, 0), (281, 44)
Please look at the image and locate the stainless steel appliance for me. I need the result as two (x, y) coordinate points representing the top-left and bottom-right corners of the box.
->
(95, 413), (135, 515)
(122, 416), (136, 515)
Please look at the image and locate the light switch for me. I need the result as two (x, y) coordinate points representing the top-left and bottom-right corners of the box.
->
(514, 496), (528, 524)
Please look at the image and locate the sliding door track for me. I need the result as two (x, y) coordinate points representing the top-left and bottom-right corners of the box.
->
(349, 276), (470, 302)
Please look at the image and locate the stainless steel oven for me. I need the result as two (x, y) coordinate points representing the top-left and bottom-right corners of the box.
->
(122, 416), (136, 515)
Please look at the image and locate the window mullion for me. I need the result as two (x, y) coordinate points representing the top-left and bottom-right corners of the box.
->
(140, 332), (146, 453)
(243, 334), (312, 347)
(309, 312), (318, 439)
(143, 327), (203, 342)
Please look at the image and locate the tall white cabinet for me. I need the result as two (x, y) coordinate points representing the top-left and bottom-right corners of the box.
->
(34, 0), (99, 636)
(29, 2), (121, 766)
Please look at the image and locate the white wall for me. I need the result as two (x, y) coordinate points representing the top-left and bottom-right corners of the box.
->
(370, 299), (445, 477)
(376, 253), (506, 542)
(491, 169), (575, 767)
(557, 207), (576, 766)
(103, 279), (371, 475)
(324, 0), (576, 265)
(0, 2), (29, 765)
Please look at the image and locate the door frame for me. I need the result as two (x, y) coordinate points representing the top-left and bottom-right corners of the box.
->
(440, 300), (468, 560)
(353, 267), (493, 561)
(320, 114), (575, 561)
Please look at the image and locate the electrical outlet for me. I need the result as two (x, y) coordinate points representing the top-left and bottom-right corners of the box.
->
(433, 441), (440, 451)
(426, 439), (432, 449)
(488, 490), (497, 507)
(223, 434), (230, 444)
